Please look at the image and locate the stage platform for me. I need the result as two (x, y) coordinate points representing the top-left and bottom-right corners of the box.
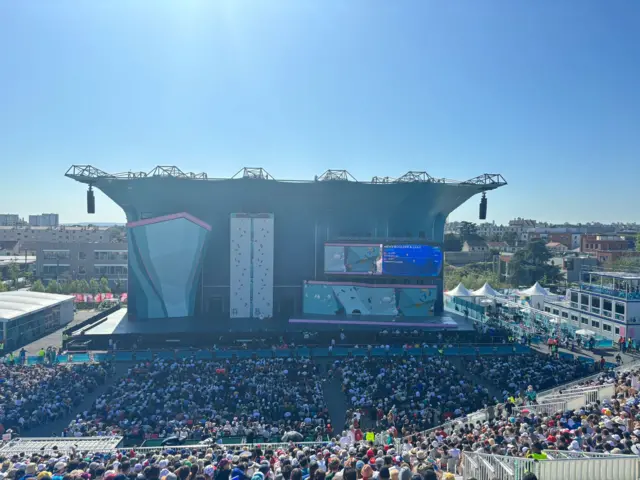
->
(70, 308), (475, 350)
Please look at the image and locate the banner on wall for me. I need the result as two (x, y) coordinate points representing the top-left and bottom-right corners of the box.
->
(71, 293), (128, 303)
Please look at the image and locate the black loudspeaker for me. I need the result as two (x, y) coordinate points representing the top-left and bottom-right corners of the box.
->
(87, 187), (95, 214)
(479, 192), (487, 220)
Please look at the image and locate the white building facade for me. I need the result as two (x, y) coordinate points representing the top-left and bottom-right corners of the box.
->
(544, 271), (640, 341)
(29, 213), (59, 227)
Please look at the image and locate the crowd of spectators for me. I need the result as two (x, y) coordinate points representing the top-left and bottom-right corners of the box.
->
(0, 363), (112, 435)
(393, 364), (640, 472)
(332, 356), (491, 438)
(0, 440), (497, 480)
(63, 358), (329, 442)
(463, 355), (595, 400)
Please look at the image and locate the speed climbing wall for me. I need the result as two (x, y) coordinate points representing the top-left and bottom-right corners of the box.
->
(229, 213), (274, 319)
(230, 215), (252, 318)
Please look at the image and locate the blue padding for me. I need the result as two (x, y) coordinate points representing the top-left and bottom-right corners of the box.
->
(135, 351), (153, 361)
(195, 350), (212, 360)
(114, 351), (133, 361)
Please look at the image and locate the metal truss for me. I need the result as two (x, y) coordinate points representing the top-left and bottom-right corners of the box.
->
(231, 167), (274, 180)
(316, 169), (357, 182)
(65, 165), (506, 189)
(462, 173), (508, 187)
(371, 176), (396, 183)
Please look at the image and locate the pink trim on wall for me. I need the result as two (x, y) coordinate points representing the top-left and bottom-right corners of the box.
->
(127, 212), (212, 231)
(305, 280), (437, 289)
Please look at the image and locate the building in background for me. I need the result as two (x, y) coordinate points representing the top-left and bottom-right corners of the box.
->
(29, 213), (59, 227)
(544, 270), (640, 341)
(462, 237), (489, 253)
(562, 255), (599, 284)
(0, 214), (21, 227)
(27, 241), (128, 289)
(581, 234), (636, 264)
(0, 225), (121, 244)
(0, 291), (75, 349)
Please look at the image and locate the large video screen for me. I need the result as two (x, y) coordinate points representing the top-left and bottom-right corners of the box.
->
(324, 243), (443, 277)
(304, 281), (436, 317)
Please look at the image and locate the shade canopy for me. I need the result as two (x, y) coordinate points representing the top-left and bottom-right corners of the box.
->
(472, 282), (500, 297)
(519, 282), (549, 296)
(447, 283), (474, 297)
(576, 329), (596, 337)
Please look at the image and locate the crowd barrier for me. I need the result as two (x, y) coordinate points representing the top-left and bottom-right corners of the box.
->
(7, 344), (533, 366)
(462, 450), (640, 480)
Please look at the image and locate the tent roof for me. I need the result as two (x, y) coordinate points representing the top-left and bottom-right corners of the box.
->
(472, 282), (500, 297)
(519, 282), (549, 296)
(447, 283), (474, 297)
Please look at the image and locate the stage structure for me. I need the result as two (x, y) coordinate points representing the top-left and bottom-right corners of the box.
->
(66, 166), (506, 323)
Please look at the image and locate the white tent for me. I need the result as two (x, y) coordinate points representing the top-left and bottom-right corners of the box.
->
(447, 283), (473, 297)
(519, 282), (549, 296)
(472, 282), (500, 297)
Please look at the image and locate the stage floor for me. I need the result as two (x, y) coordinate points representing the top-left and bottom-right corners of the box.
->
(79, 309), (474, 337)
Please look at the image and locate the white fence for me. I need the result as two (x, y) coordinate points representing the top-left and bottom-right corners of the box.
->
(462, 451), (640, 480)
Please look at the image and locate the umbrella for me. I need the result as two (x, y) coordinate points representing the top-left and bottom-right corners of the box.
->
(548, 318), (559, 324)
(282, 431), (303, 442)
(576, 329), (596, 337)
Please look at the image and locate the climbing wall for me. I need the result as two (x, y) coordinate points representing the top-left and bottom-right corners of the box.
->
(230, 215), (252, 318)
(251, 215), (275, 318)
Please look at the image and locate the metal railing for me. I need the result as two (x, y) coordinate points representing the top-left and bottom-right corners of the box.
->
(462, 451), (640, 480)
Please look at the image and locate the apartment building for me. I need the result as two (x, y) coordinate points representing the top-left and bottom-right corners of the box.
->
(0, 225), (119, 244)
(28, 213), (59, 227)
(29, 242), (128, 289)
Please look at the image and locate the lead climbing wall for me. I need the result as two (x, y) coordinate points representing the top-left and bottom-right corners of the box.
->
(229, 213), (274, 319)
(251, 215), (274, 318)
(230, 215), (252, 318)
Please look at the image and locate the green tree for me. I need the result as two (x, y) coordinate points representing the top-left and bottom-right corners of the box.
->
(444, 234), (463, 252)
(65, 280), (79, 294)
(459, 221), (478, 241)
(31, 279), (45, 292)
(77, 279), (90, 293)
(636, 233), (640, 252)
(0, 279), (7, 292)
(89, 278), (101, 295)
(8, 262), (20, 289)
(508, 240), (562, 287)
(99, 277), (111, 293)
(46, 280), (61, 294)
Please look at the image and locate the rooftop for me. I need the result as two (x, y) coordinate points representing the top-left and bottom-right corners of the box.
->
(0, 291), (74, 322)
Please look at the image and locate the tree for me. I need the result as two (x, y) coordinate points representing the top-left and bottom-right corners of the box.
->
(31, 279), (45, 292)
(503, 231), (519, 245)
(89, 278), (101, 295)
(64, 280), (79, 294)
(444, 234), (463, 252)
(77, 279), (90, 293)
(459, 221), (478, 241)
(636, 233), (640, 252)
(99, 277), (111, 293)
(445, 262), (505, 291)
(8, 262), (20, 289)
(46, 280), (61, 294)
(507, 240), (562, 287)
(0, 279), (7, 293)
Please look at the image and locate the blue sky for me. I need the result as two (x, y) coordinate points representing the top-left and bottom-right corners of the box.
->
(1, 1), (638, 225)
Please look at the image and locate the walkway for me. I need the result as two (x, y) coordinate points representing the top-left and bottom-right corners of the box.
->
(10, 309), (99, 356)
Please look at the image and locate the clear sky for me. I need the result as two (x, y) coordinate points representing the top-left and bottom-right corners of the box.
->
(1, 1), (639, 225)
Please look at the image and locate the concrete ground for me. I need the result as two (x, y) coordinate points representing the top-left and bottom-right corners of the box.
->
(10, 309), (98, 355)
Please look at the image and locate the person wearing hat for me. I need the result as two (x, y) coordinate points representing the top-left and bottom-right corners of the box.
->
(216, 460), (231, 480)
